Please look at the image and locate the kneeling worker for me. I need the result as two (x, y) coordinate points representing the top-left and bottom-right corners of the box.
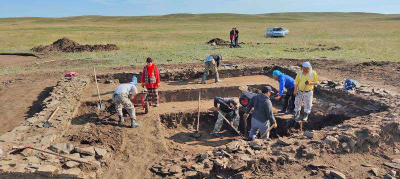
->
(212, 97), (239, 137)
(112, 76), (140, 128)
(244, 86), (277, 140)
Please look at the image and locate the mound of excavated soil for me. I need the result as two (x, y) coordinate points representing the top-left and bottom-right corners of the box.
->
(207, 38), (229, 45)
(31, 37), (119, 53)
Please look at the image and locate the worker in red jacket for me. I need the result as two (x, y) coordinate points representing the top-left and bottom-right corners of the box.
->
(230, 28), (235, 48)
(141, 57), (161, 107)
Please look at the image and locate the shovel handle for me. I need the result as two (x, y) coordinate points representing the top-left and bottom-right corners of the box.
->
(47, 106), (60, 122)
(260, 124), (274, 139)
(216, 110), (241, 136)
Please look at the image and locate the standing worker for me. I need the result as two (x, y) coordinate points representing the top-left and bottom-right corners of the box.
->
(243, 86), (277, 140)
(141, 57), (161, 107)
(293, 61), (319, 122)
(201, 55), (222, 84)
(234, 27), (239, 47)
(113, 75), (140, 128)
(230, 28), (235, 48)
(212, 97), (240, 137)
(272, 70), (295, 114)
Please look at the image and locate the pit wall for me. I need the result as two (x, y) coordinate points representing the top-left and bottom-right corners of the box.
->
(0, 77), (93, 178)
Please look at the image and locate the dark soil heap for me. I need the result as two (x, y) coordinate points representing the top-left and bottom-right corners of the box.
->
(207, 38), (229, 45)
(31, 38), (119, 53)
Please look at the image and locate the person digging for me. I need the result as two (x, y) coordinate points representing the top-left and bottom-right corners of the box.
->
(272, 70), (296, 114)
(243, 86), (277, 140)
(212, 97), (240, 137)
(112, 75), (140, 128)
(201, 55), (222, 84)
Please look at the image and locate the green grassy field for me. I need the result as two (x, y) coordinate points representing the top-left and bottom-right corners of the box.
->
(0, 13), (399, 75)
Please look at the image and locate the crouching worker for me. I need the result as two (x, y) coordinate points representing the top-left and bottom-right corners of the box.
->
(201, 55), (222, 84)
(212, 97), (239, 137)
(113, 75), (140, 128)
(244, 86), (277, 140)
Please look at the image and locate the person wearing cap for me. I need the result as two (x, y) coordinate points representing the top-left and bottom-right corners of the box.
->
(243, 86), (277, 140)
(201, 55), (222, 84)
(272, 70), (295, 114)
(293, 61), (319, 121)
(212, 97), (240, 137)
(141, 57), (161, 107)
(112, 75), (140, 128)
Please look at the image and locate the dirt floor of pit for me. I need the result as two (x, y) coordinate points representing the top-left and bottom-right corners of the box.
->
(1, 58), (399, 178)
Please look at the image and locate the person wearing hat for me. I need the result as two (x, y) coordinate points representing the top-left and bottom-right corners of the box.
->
(272, 70), (295, 114)
(201, 55), (222, 84)
(112, 75), (140, 128)
(293, 61), (319, 121)
(243, 86), (277, 140)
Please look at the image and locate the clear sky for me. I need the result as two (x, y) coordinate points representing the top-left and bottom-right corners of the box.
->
(1, 0), (399, 18)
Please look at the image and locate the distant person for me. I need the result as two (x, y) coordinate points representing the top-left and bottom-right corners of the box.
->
(212, 97), (240, 137)
(272, 70), (295, 114)
(113, 75), (140, 128)
(293, 61), (319, 122)
(201, 55), (222, 84)
(234, 27), (239, 47)
(243, 86), (277, 140)
(141, 57), (161, 107)
(230, 28), (236, 48)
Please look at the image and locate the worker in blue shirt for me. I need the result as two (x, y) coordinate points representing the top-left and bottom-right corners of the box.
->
(272, 70), (295, 114)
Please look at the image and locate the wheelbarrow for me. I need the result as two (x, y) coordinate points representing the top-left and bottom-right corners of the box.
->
(131, 92), (149, 114)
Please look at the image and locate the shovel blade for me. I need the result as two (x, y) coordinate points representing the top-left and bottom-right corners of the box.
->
(97, 103), (105, 110)
(43, 121), (51, 128)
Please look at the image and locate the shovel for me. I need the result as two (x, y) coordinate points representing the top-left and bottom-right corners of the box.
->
(43, 106), (60, 128)
(11, 145), (92, 165)
(93, 67), (105, 111)
(259, 124), (275, 139)
(190, 92), (202, 138)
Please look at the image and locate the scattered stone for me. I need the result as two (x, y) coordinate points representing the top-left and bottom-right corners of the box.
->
(370, 168), (379, 176)
(384, 162), (400, 170)
(40, 134), (56, 145)
(48, 143), (74, 154)
(330, 170), (346, 179)
(341, 142), (351, 153)
(226, 141), (240, 153)
(94, 147), (107, 158)
(169, 165), (182, 174)
(185, 171), (198, 177)
(245, 148), (255, 155)
(277, 138), (292, 146)
(304, 131), (314, 139)
(240, 156), (252, 162)
(324, 136), (339, 148)
(25, 156), (40, 164)
(65, 161), (80, 168)
(361, 164), (372, 167)
(61, 168), (81, 176)
(229, 161), (247, 172)
(0, 132), (18, 142)
(36, 165), (59, 175)
(249, 140), (263, 150)
(392, 158), (400, 164)
(75, 146), (95, 156)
